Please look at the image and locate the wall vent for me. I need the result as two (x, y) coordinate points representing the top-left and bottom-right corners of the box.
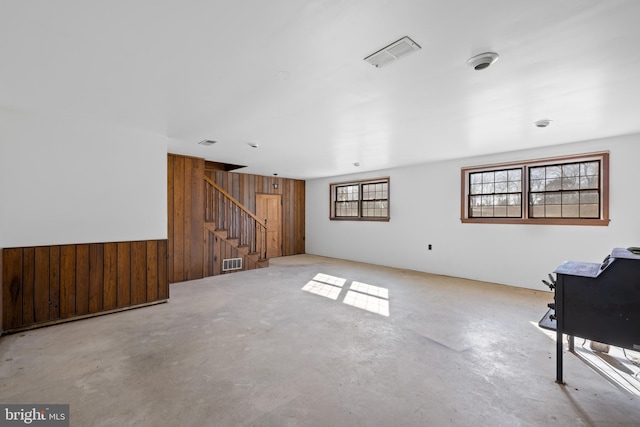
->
(364, 36), (421, 68)
(222, 257), (243, 271)
(198, 139), (217, 146)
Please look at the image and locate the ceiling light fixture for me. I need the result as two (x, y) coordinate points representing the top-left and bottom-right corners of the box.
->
(534, 119), (552, 128)
(466, 52), (499, 70)
(364, 36), (421, 68)
(198, 139), (217, 146)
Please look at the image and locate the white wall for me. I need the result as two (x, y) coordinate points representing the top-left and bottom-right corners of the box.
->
(306, 133), (640, 291)
(0, 111), (167, 248)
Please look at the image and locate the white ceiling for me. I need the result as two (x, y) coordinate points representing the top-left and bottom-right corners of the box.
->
(2, 0), (640, 179)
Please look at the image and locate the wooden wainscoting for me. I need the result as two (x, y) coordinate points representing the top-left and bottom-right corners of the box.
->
(2, 240), (168, 333)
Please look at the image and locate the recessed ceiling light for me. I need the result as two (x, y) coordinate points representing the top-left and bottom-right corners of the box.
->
(248, 142), (259, 148)
(364, 36), (421, 68)
(466, 52), (499, 70)
(534, 119), (552, 128)
(198, 139), (217, 146)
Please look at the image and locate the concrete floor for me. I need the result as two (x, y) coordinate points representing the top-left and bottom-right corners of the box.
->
(1, 254), (639, 426)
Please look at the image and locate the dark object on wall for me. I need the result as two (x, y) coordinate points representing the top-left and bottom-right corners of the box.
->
(553, 247), (640, 384)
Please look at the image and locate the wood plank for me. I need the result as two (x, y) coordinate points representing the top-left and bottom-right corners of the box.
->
(213, 235), (220, 276)
(49, 246), (60, 320)
(173, 155), (185, 282)
(131, 241), (147, 305)
(0, 249), (2, 333)
(103, 243), (117, 310)
(190, 157), (204, 279)
(60, 245), (76, 318)
(34, 247), (50, 323)
(88, 244), (104, 313)
(167, 155), (175, 283)
(183, 156), (193, 280)
(117, 242), (131, 307)
(3, 248), (23, 329)
(75, 244), (90, 315)
(157, 240), (169, 300)
(22, 248), (35, 325)
(146, 241), (158, 302)
(297, 180), (306, 254)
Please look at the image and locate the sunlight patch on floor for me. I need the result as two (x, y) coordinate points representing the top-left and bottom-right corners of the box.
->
(301, 274), (390, 317)
(302, 280), (342, 300)
(343, 290), (389, 317)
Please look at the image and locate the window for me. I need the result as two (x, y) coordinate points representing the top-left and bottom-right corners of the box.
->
(330, 177), (390, 221)
(461, 152), (609, 226)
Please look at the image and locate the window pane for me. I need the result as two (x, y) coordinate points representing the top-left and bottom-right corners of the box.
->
(470, 173), (482, 184)
(529, 167), (544, 180)
(580, 176), (599, 189)
(546, 178), (561, 191)
(508, 169), (522, 181)
(508, 181), (521, 192)
(531, 205), (545, 217)
(562, 205), (579, 217)
(546, 165), (561, 179)
(362, 200), (388, 217)
(507, 205), (521, 217)
(546, 205), (562, 217)
(580, 191), (599, 204)
(495, 170), (507, 182)
(469, 195), (482, 217)
(580, 204), (599, 218)
(562, 163), (579, 177)
(580, 161), (599, 176)
(336, 201), (358, 216)
(562, 192), (579, 205)
(530, 179), (545, 192)
(482, 183), (495, 194)
(562, 177), (579, 190)
(470, 184), (482, 195)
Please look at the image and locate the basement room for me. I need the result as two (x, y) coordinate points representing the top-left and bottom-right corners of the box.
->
(1, 1), (640, 426)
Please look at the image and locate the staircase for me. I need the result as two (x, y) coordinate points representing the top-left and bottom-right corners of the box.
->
(203, 176), (269, 275)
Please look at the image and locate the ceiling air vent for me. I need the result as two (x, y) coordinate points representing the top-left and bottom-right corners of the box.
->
(198, 139), (217, 146)
(364, 36), (421, 68)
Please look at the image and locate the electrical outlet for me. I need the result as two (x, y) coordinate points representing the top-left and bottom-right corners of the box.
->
(428, 244), (432, 250)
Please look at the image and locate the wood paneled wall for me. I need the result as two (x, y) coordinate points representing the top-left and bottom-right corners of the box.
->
(2, 240), (168, 332)
(0, 249), (3, 335)
(206, 170), (306, 256)
(167, 155), (205, 283)
(168, 153), (306, 283)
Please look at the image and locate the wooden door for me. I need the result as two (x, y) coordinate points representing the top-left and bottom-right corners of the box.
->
(256, 194), (282, 259)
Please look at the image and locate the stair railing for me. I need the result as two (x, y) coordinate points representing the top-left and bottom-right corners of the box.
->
(204, 176), (267, 259)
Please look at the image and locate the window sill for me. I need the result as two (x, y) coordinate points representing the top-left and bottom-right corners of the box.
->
(461, 218), (610, 226)
(330, 217), (390, 222)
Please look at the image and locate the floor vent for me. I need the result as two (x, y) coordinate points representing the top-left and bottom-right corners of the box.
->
(223, 257), (243, 271)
